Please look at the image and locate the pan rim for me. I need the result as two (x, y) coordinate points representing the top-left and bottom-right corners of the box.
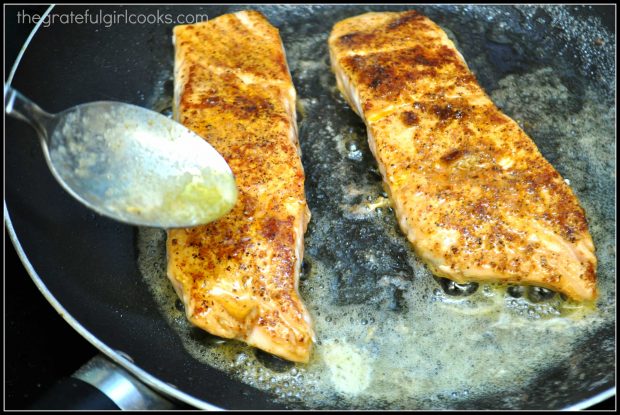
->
(4, 4), (616, 410)
(4, 206), (222, 410)
(4, 4), (220, 409)
(5, 208), (616, 407)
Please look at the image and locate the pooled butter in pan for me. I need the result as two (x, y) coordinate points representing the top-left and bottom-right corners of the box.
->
(138, 5), (614, 410)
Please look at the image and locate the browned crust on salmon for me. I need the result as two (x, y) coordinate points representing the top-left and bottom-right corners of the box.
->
(329, 11), (597, 301)
(168, 11), (313, 363)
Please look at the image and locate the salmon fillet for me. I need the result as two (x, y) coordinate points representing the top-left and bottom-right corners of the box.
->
(329, 11), (597, 301)
(168, 11), (313, 362)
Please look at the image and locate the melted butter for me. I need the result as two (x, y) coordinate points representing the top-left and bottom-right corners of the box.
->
(137, 225), (606, 409)
(341, 195), (391, 220)
(321, 340), (373, 395)
(111, 169), (237, 226)
(135, 7), (614, 408)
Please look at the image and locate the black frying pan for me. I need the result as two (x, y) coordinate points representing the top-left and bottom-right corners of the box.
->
(5, 4), (616, 410)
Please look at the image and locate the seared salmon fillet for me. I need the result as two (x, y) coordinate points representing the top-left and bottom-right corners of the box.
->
(329, 11), (597, 301)
(168, 11), (313, 362)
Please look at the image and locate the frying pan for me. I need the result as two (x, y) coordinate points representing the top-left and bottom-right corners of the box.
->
(5, 4), (616, 410)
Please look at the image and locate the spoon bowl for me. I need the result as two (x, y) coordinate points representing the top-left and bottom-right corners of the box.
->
(5, 87), (238, 228)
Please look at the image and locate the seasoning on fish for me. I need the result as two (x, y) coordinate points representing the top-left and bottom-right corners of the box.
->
(329, 11), (597, 302)
(168, 10), (313, 362)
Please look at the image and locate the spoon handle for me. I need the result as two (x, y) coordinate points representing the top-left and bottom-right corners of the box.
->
(4, 86), (54, 142)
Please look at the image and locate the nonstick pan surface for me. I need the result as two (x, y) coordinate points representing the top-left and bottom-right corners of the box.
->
(5, 4), (615, 409)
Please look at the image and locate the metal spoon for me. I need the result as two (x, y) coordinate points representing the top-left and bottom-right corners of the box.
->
(5, 87), (238, 228)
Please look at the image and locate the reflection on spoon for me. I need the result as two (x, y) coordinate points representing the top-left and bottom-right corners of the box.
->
(5, 87), (238, 228)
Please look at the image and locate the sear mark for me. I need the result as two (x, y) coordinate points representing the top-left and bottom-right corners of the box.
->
(401, 110), (419, 126)
(440, 149), (466, 164)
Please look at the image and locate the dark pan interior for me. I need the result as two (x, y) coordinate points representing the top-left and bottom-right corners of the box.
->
(6, 4), (615, 409)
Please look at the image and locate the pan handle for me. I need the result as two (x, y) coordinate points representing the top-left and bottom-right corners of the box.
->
(29, 377), (120, 410)
(29, 354), (180, 410)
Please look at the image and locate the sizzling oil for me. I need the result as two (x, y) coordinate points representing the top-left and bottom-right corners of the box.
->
(138, 5), (614, 410)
